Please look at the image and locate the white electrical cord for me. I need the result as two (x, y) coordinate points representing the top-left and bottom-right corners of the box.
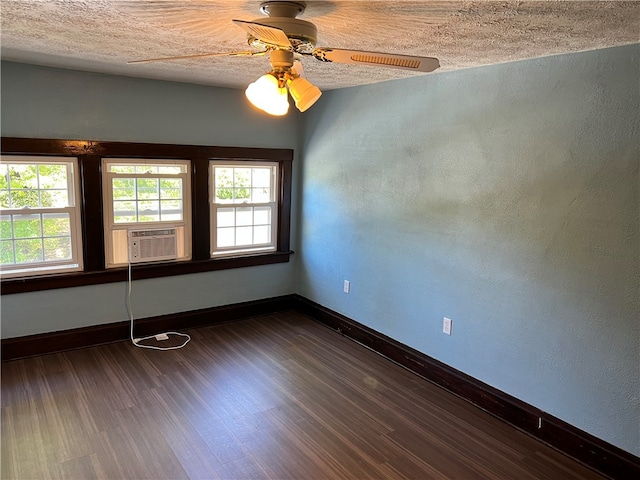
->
(127, 261), (190, 351)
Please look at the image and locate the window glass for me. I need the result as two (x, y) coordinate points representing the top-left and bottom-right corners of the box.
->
(0, 157), (83, 277)
(210, 163), (277, 256)
(103, 159), (191, 267)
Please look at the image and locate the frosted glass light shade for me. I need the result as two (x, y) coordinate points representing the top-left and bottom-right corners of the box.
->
(288, 76), (322, 112)
(245, 74), (289, 116)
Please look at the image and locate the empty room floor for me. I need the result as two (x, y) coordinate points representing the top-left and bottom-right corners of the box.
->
(1, 310), (605, 479)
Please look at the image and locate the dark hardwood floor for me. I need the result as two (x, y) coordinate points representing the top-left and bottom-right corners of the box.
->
(1, 311), (605, 479)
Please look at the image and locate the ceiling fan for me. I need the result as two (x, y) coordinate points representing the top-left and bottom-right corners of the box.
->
(129, 1), (440, 115)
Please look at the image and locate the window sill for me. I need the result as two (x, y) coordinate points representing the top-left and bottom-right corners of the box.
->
(0, 251), (293, 294)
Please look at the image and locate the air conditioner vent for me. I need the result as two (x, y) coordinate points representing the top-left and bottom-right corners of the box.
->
(128, 228), (177, 263)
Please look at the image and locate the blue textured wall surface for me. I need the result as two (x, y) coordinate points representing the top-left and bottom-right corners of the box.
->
(0, 62), (300, 338)
(297, 44), (639, 455)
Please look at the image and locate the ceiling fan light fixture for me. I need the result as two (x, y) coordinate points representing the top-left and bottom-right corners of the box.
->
(288, 76), (322, 112)
(245, 73), (289, 116)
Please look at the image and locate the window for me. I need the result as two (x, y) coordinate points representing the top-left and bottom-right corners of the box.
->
(0, 156), (83, 278)
(210, 162), (278, 257)
(102, 159), (192, 267)
(1, 137), (293, 293)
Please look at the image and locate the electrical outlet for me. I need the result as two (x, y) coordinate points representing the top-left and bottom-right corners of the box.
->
(343, 280), (350, 294)
(443, 317), (452, 335)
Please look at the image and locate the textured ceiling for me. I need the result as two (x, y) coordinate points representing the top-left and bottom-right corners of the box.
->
(1, 1), (638, 91)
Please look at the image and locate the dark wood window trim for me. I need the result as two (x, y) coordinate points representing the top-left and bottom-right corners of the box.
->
(1, 137), (293, 294)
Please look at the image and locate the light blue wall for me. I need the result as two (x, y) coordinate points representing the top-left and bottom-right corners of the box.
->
(298, 44), (639, 455)
(1, 61), (300, 338)
(2, 45), (639, 456)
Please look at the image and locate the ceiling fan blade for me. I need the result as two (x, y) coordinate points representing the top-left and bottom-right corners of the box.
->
(232, 19), (292, 48)
(128, 50), (264, 64)
(312, 48), (440, 72)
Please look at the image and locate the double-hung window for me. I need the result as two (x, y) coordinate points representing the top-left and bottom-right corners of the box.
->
(0, 156), (83, 278)
(210, 161), (278, 257)
(102, 159), (191, 267)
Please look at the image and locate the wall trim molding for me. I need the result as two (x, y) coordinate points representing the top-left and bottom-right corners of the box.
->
(293, 296), (640, 480)
(2, 293), (637, 478)
(1, 294), (296, 361)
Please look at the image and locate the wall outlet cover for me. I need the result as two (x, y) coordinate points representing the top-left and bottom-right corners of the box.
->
(443, 317), (452, 335)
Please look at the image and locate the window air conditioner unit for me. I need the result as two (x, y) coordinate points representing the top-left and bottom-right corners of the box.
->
(128, 227), (178, 263)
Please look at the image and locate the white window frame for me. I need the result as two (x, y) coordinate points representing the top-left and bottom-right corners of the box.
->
(102, 158), (192, 267)
(0, 155), (83, 278)
(210, 161), (278, 257)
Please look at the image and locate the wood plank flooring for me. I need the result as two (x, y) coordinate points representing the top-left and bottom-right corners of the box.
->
(1, 311), (606, 479)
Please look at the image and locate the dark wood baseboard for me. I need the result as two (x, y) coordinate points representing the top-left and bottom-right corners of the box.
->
(2, 293), (638, 479)
(1, 294), (296, 361)
(293, 295), (640, 480)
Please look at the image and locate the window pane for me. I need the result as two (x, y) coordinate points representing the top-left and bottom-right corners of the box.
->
(236, 226), (253, 246)
(8, 165), (38, 189)
(10, 190), (39, 208)
(0, 191), (8, 208)
(254, 206), (271, 225)
(137, 178), (159, 199)
(108, 163), (188, 174)
(251, 187), (271, 203)
(0, 215), (12, 239)
(1, 240), (14, 264)
(15, 238), (43, 263)
(234, 168), (251, 187)
(113, 178), (136, 201)
(43, 213), (71, 237)
(236, 207), (253, 226)
(252, 168), (271, 188)
(160, 179), (182, 199)
(217, 208), (235, 227)
(138, 200), (160, 221)
(157, 166), (184, 174)
(217, 227), (235, 248)
(40, 189), (69, 208)
(114, 200), (137, 223)
(113, 178), (134, 189)
(13, 214), (42, 239)
(43, 237), (72, 261)
(0, 164), (8, 189)
(160, 200), (182, 220)
(109, 165), (136, 173)
(216, 188), (233, 202)
(234, 187), (250, 202)
(38, 164), (68, 189)
(215, 168), (234, 187)
(254, 226), (270, 244)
